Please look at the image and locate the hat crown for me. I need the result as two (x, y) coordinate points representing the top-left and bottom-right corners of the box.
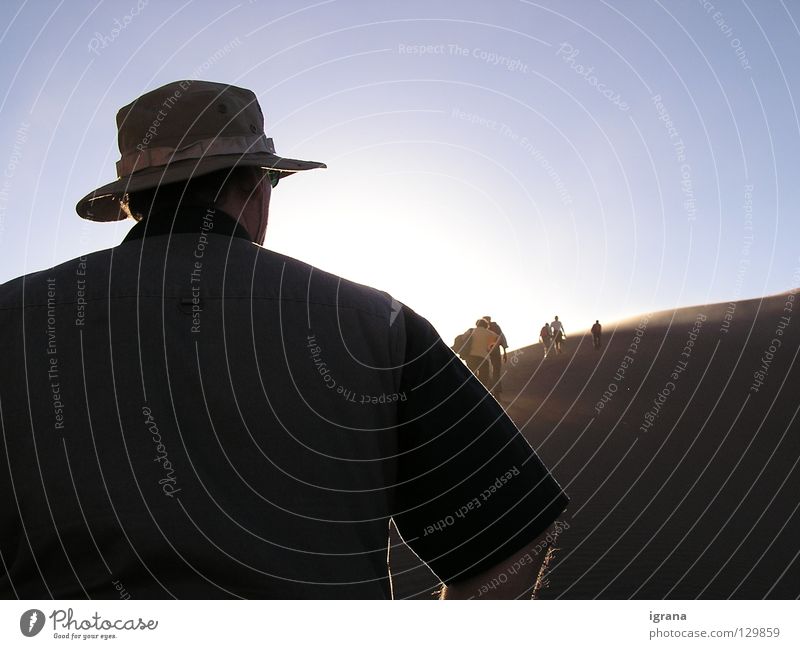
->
(115, 80), (266, 156)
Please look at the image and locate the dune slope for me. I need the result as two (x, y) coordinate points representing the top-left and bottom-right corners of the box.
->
(390, 293), (800, 598)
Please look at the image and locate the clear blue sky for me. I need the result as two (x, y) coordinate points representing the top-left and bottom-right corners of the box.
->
(1, 0), (798, 349)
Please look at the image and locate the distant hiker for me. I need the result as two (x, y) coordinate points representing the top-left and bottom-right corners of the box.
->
(461, 318), (499, 387)
(554, 329), (565, 354)
(591, 320), (602, 350)
(483, 315), (508, 397)
(539, 322), (553, 358)
(551, 316), (566, 354)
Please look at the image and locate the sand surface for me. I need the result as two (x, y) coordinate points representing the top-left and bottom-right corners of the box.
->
(390, 293), (800, 598)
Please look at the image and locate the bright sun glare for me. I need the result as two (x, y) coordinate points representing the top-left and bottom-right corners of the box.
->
(268, 154), (613, 351)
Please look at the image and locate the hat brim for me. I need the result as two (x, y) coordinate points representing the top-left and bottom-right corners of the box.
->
(76, 152), (326, 222)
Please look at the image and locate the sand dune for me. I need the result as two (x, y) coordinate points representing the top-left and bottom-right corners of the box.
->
(390, 292), (800, 598)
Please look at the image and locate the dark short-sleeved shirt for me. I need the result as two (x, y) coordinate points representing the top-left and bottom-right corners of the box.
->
(487, 321), (508, 350)
(0, 212), (568, 598)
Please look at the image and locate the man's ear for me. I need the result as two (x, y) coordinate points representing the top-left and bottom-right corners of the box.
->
(243, 166), (268, 190)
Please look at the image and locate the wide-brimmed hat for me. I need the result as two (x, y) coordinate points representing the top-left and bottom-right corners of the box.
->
(76, 80), (326, 221)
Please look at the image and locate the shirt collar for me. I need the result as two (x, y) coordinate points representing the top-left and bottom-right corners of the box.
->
(122, 207), (253, 243)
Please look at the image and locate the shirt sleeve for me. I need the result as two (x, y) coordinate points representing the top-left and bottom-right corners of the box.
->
(391, 306), (569, 584)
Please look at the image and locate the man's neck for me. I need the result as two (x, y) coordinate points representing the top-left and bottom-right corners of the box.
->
(122, 206), (254, 243)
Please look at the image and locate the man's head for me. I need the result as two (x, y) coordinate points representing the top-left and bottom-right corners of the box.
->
(76, 80), (325, 226)
(124, 165), (272, 244)
(476, 319), (489, 329)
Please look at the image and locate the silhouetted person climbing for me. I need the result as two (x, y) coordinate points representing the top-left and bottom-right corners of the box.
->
(483, 315), (508, 398)
(551, 316), (566, 354)
(591, 320), (602, 350)
(461, 318), (499, 388)
(539, 322), (552, 358)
